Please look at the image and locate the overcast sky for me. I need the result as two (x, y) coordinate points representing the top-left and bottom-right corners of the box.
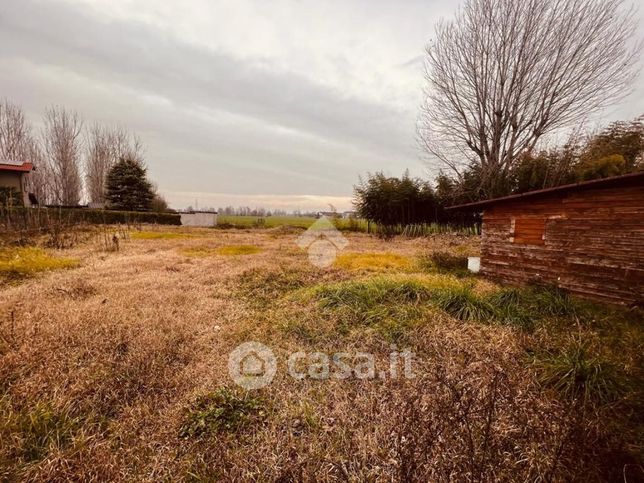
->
(1, 0), (642, 211)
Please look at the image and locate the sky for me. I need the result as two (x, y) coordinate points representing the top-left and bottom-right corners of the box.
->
(0, 0), (642, 211)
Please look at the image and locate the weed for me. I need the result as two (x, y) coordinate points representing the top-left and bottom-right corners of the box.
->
(217, 245), (261, 256)
(0, 247), (79, 280)
(179, 389), (265, 438)
(534, 342), (627, 406)
(334, 252), (412, 272)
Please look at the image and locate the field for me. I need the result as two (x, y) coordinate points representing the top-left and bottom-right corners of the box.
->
(0, 227), (642, 481)
(217, 215), (368, 231)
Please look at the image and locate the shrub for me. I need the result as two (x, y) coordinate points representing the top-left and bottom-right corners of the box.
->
(179, 389), (264, 438)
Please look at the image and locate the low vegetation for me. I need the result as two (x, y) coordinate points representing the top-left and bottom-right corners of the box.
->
(179, 389), (265, 438)
(334, 252), (412, 271)
(217, 245), (261, 256)
(0, 228), (640, 481)
(0, 247), (79, 281)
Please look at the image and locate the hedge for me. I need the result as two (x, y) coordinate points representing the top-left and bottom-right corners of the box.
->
(1, 207), (181, 230)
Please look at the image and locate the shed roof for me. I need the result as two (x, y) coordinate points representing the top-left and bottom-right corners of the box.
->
(0, 160), (34, 173)
(447, 171), (644, 211)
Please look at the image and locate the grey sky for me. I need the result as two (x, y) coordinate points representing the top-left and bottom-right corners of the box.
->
(1, 0), (642, 211)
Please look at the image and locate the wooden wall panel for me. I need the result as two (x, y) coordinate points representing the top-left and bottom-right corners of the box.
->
(480, 184), (644, 305)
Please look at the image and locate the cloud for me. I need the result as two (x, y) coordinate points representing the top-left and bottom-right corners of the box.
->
(0, 0), (641, 210)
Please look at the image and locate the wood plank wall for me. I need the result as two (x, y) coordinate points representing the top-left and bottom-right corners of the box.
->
(481, 185), (644, 305)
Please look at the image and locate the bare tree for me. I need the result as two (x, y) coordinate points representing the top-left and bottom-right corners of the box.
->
(85, 124), (145, 203)
(419, 0), (641, 197)
(0, 99), (31, 160)
(42, 106), (83, 205)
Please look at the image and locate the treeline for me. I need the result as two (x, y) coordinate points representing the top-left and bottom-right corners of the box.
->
(215, 206), (318, 217)
(353, 171), (476, 230)
(354, 116), (643, 229)
(0, 98), (167, 210)
(436, 116), (644, 206)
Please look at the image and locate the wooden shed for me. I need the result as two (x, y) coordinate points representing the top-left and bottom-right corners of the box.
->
(449, 172), (644, 305)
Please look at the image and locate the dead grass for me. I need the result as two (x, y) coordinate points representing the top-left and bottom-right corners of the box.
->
(131, 231), (197, 240)
(0, 229), (640, 481)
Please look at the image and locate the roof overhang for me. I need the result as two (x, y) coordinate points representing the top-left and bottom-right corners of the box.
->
(447, 171), (644, 211)
(0, 160), (34, 173)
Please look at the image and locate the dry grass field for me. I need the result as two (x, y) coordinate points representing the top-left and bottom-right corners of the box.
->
(0, 227), (642, 482)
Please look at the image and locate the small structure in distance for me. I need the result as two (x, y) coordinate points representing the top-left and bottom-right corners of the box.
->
(180, 210), (218, 227)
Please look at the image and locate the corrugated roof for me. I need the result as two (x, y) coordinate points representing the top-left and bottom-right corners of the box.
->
(447, 171), (644, 211)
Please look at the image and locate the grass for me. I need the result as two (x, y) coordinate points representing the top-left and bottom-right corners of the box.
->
(218, 215), (317, 229)
(179, 389), (265, 438)
(131, 231), (196, 240)
(0, 228), (640, 481)
(0, 398), (88, 463)
(0, 247), (79, 280)
(419, 251), (470, 277)
(533, 342), (628, 406)
(334, 252), (412, 272)
(217, 245), (261, 256)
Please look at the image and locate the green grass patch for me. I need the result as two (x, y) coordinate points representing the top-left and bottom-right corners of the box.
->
(131, 231), (196, 240)
(533, 342), (628, 406)
(179, 389), (265, 438)
(0, 247), (79, 280)
(0, 398), (87, 463)
(334, 252), (412, 272)
(308, 275), (461, 340)
(217, 245), (261, 256)
(433, 286), (496, 322)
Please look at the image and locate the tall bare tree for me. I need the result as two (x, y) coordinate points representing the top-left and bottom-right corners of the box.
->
(85, 124), (145, 203)
(419, 0), (641, 197)
(0, 99), (53, 204)
(0, 99), (31, 160)
(42, 106), (83, 205)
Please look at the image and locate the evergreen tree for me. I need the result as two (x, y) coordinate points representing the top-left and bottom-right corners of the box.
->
(105, 158), (154, 211)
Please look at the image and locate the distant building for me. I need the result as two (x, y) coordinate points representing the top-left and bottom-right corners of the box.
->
(0, 160), (35, 206)
(342, 211), (357, 219)
(180, 210), (218, 227)
(449, 172), (644, 305)
(316, 211), (341, 219)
